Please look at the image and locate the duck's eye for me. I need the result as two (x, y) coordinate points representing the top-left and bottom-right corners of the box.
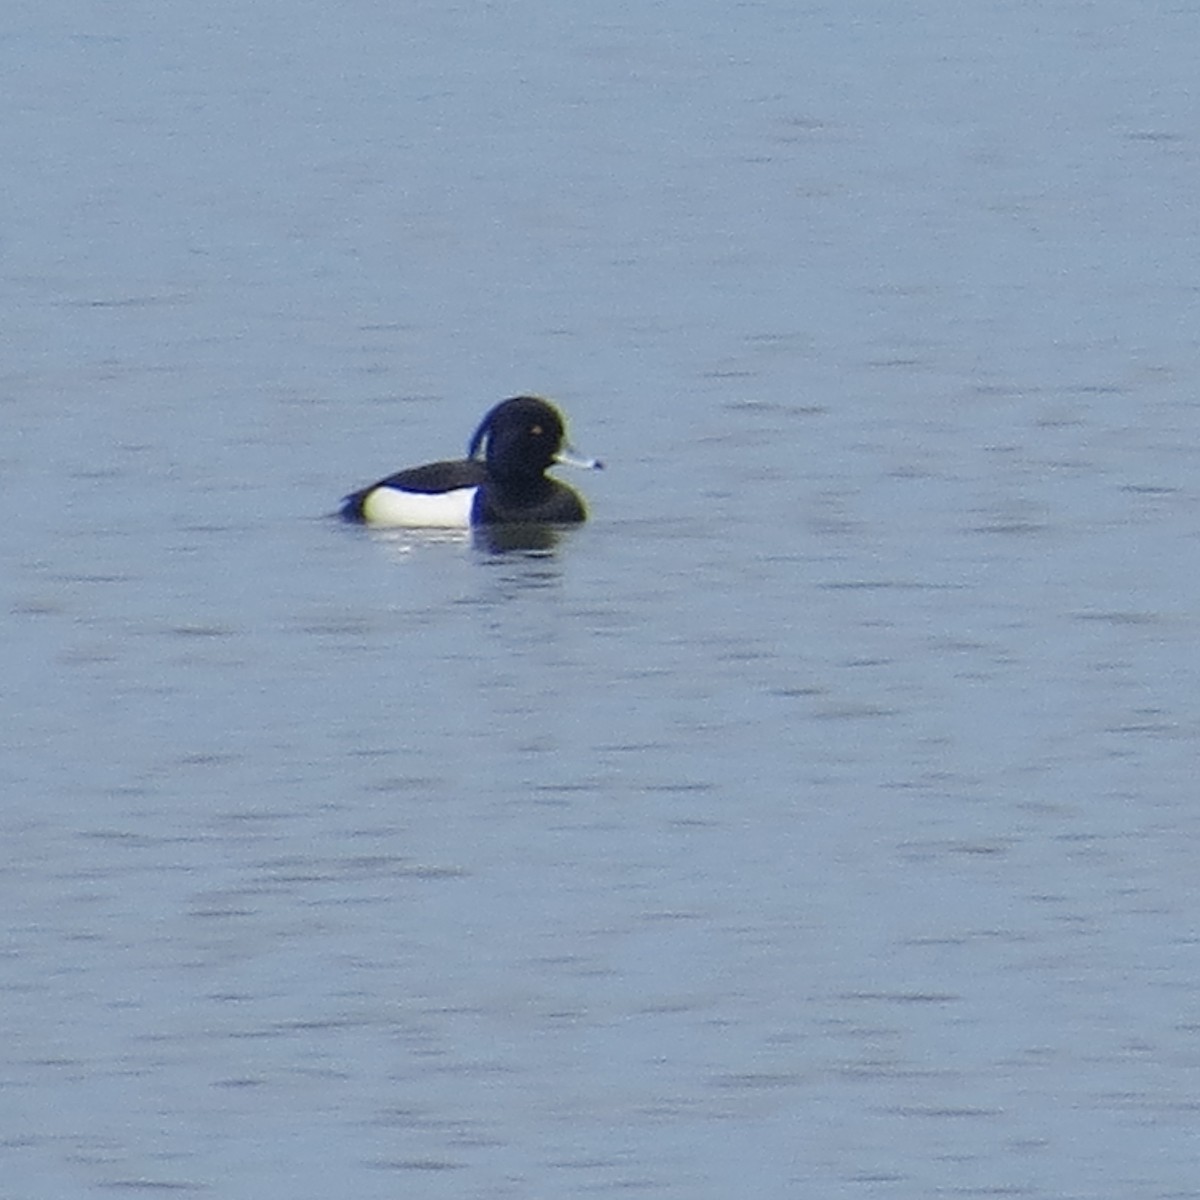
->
(531, 424), (543, 436)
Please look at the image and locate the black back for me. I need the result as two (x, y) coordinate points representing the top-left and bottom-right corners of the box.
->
(340, 459), (486, 521)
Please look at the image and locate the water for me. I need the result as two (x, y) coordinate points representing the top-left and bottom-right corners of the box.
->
(4, 1), (1200, 1196)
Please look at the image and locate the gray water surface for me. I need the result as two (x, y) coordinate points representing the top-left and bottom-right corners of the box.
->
(4, 2), (1200, 1197)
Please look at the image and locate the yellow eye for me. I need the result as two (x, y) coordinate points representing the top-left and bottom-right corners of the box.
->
(531, 424), (543, 435)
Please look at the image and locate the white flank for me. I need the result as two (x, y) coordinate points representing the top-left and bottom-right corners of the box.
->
(362, 486), (477, 528)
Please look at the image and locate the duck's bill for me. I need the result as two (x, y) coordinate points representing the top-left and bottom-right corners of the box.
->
(556, 445), (605, 471)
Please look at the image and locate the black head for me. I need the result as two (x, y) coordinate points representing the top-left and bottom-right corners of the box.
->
(467, 396), (567, 479)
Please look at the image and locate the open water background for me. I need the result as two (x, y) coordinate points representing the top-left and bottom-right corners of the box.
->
(4, 2), (1200, 1196)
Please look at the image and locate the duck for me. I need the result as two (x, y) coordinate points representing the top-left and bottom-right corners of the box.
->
(340, 395), (601, 528)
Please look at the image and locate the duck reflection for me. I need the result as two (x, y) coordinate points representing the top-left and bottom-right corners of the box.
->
(472, 523), (564, 555)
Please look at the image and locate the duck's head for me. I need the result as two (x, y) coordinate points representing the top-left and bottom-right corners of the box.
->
(468, 396), (602, 479)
